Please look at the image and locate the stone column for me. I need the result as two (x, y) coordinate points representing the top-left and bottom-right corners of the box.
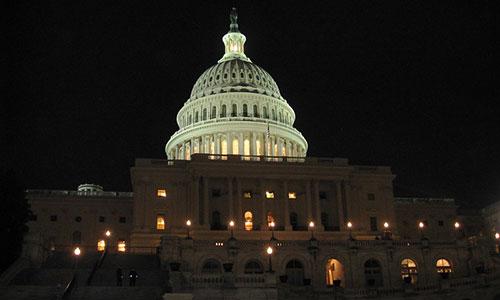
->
(236, 178), (243, 230)
(306, 180), (312, 221)
(203, 177), (209, 228)
(238, 132), (244, 156)
(335, 181), (345, 230)
(251, 132), (257, 156)
(228, 177), (234, 220)
(277, 137), (283, 156)
(174, 146), (179, 160)
(313, 180), (323, 230)
(215, 134), (221, 155)
(283, 181), (291, 230)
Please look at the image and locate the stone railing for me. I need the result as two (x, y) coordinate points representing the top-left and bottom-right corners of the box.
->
(191, 274), (267, 288)
(26, 189), (133, 198)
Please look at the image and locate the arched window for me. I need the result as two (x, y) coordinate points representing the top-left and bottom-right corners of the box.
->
(195, 111), (199, 122)
(436, 258), (452, 274)
(279, 111), (282, 122)
(243, 104), (248, 117)
(325, 259), (344, 287)
(232, 138), (239, 155)
(263, 107), (268, 118)
(267, 211), (275, 227)
(211, 211), (221, 230)
(203, 108), (207, 120)
(286, 260), (304, 285)
(72, 231), (81, 245)
(211, 106), (216, 119)
(253, 105), (258, 117)
(188, 114), (192, 125)
(290, 212), (298, 230)
(97, 240), (106, 251)
(272, 109), (276, 120)
(401, 258), (418, 283)
(244, 139), (250, 156)
(244, 211), (253, 231)
(221, 138), (228, 155)
(156, 215), (165, 230)
(364, 259), (383, 287)
(244, 260), (263, 274)
(221, 105), (227, 117)
(232, 104), (237, 117)
(202, 259), (222, 274)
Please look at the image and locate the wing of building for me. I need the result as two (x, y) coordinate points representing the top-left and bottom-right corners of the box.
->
(3, 8), (500, 300)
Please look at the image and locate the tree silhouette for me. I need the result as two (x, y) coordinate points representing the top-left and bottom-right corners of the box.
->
(0, 169), (31, 272)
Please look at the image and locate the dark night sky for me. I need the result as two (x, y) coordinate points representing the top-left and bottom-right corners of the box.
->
(4, 1), (498, 208)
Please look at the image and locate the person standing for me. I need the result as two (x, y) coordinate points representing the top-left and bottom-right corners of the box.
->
(129, 269), (138, 286)
(116, 268), (123, 286)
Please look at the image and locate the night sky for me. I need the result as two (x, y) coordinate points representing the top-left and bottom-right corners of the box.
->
(4, 1), (497, 208)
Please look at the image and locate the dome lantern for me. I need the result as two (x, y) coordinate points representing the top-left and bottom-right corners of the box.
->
(219, 8), (251, 63)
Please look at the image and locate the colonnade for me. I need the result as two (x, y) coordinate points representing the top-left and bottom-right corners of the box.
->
(169, 131), (305, 160)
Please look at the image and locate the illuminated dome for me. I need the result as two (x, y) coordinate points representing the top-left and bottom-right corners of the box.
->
(166, 8), (307, 160)
(189, 59), (283, 101)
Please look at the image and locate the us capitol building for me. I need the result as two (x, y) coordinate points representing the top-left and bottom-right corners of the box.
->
(2, 8), (500, 300)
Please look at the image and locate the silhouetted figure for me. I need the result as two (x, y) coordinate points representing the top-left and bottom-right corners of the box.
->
(116, 268), (123, 286)
(129, 269), (138, 286)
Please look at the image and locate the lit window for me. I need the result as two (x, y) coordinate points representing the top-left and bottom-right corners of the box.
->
(265, 191), (275, 199)
(288, 192), (296, 199)
(267, 212), (275, 227)
(243, 191), (252, 199)
(117, 240), (126, 252)
(215, 242), (224, 247)
(157, 215), (165, 230)
(244, 211), (253, 231)
(157, 189), (167, 198)
(97, 240), (106, 252)
(401, 258), (418, 283)
(436, 258), (452, 273)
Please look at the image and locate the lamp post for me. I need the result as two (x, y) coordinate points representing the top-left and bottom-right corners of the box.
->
(309, 221), (315, 239)
(383, 222), (391, 240)
(229, 220), (235, 238)
(266, 246), (273, 273)
(186, 220), (192, 239)
(105, 230), (111, 253)
(454, 221), (461, 239)
(269, 221), (276, 240)
(73, 247), (81, 270)
(347, 221), (353, 240)
(418, 222), (425, 239)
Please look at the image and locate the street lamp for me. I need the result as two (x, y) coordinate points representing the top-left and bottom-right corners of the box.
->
(418, 221), (425, 239)
(347, 221), (353, 240)
(229, 220), (235, 238)
(495, 232), (500, 240)
(186, 220), (192, 239)
(383, 222), (391, 240)
(105, 230), (111, 237)
(269, 221), (276, 240)
(266, 246), (273, 272)
(104, 230), (111, 252)
(73, 247), (81, 269)
(309, 221), (315, 239)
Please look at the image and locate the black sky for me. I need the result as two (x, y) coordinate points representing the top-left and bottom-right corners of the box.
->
(4, 1), (498, 208)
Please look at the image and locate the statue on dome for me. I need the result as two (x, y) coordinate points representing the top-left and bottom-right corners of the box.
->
(229, 7), (239, 32)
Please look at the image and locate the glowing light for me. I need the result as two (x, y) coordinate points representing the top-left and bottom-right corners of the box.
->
(73, 247), (81, 256)
(266, 246), (273, 255)
(347, 222), (353, 229)
(117, 240), (126, 252)
(309, 221), (315, 228)
(288, 192), (297, 199)
(229, 220), (235, 227)
(454, 222), (460, 229)
(418, 222), (425, 229)
(186, 220), (192, 227)
(157, 189), (167, 198)
(97, 240), (106, 251)
(383, 222), (389, 229)
(495, 233), (500, 239)
(105, 230), (111, 237)
(265, 191), (275, 199)
(269, 221), (275, 228)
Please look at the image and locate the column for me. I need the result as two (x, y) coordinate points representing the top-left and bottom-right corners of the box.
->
(277, 137), (283, 156)
(306, 180), (312, 221)
(335, 181), (345, 230)
(227, 132), (233, 154)
(179, 144), (185, 160)
(215, 134), (221, 155)
(286, 141), (291, 157)
(343, 181), (352, 225)
(228, 177), (234, 220)
(283, 181), (291, 230)
(174, 146), (179, 160)
(313, 180), (323, 230)
(192, 177), (200, 226)
(238, 132), (244, 156)
(251, 132), (257, 156)
(203, 177), (209, 228)
(260, 179), (267, 230)
(236, 178), (243, 230)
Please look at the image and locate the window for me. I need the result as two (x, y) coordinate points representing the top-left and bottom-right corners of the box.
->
(244, 260), (263, 274)
(436, 259), (452, 273)
(117, 240), (126, 252)
(211, 106), (216, 119)
(75, 216), (82, 222)
(203, 108), (207, 120)
(202, 259), (221, 274)
(244, 211), (253, 231)
(157, 189), (167, 198)
(119, 217), (126, 223)
(319, 191), (327, 200)
(243, 191), (252, 199)
(438, 220), (444, 226)
(290, 212), (298, 230)
(285, 260), (304, 286)
(97, 240), (106, 252)
(99, 216), (105, 223)
(72, 231), (82, 244)
(253, 105), (258, 117)
(265, 191), (275, 199)
(157, 215), (165, 230)
(221, 105), (227, 117)
(50, 215), (58, 222)
(321, 213), (329, 227)
(370, 217), (378, 231)
(364, 259), (383, 287)
(401, 258), (418, 283)
(325, 259), (344, 287)
(267, 211), (275, 227)
(195, 111), (199, 122)
(367, 193), (375, 201)
(232, 104), (237, 116)
(288, 192), (297, 199)
(263, 107), (268, 118)
(243, 104), (248, 116)
(211, 189), (221, 197)
(211, 211), (222, 230)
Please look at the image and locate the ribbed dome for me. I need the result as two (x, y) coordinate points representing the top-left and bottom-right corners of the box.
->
(189, 59), (283, 101)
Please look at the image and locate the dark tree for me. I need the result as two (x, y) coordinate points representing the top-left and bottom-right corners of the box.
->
(0, 169), (31, 272)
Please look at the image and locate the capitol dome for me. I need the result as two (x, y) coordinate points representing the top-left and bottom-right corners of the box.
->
(165, 8), (307, 160)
